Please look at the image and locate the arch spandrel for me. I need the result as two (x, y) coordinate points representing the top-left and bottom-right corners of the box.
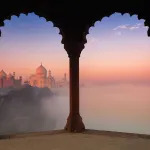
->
(0, 0), (150, 133)
(0, 0), (150, 52)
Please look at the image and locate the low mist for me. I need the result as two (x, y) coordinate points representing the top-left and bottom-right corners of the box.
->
(80, 83), (150, 134)
(1, 83), (150, 135)
(0, 85), (69, 135)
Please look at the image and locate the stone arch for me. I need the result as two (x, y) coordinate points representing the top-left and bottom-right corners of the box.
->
(80, 12), (150, 133)
(0, 0), (150, 133)
(83, 12), (150, 49)
(0, 12), (63, 44)
(0, 11), (70, 133)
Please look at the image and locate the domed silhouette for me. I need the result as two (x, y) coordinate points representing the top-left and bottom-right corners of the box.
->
(0, 70), (7, 78)
(29, 63), (55, 88)
(36, 64), (47, 77)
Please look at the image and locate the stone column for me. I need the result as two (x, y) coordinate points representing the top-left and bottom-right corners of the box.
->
(64, 42), (85, 132)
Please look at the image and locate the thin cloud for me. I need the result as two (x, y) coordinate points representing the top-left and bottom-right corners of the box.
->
(113, 23), (144, 31)
(113, 24), (129, 30)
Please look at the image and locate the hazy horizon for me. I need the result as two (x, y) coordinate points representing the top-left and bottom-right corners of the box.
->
(0, 12), (150, 135)
(0, 13), (150, 84)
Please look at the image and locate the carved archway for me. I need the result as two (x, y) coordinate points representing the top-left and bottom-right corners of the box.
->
(80, 13), (150, 134)
(0, 0), (150, 133)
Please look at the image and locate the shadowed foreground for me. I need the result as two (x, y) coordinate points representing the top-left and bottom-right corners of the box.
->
(0, 130), (150, 150)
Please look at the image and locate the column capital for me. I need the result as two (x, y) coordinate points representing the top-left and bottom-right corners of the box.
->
(64, 41), (85, 58)
(55, 21), (88, 58)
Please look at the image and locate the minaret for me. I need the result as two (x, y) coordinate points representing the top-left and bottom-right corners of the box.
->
(19, 76), (22, 86)
(19, 76), (22, 81)
(13, 72), (15, 77)
(48, 70), (51, 78)
(64, 73), (67, 81)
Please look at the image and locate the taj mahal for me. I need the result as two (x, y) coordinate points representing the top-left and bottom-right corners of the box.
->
(0, 64), (68, 89)
(29, 63), (68, 88)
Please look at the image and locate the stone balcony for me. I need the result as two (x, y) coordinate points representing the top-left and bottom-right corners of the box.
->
(0, 130), (150, 150)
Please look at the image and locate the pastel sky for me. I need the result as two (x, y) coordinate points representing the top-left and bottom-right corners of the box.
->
(0, 13), (150, 84)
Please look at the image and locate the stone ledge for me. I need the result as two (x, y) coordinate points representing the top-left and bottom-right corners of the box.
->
(1, 129), (150, 140)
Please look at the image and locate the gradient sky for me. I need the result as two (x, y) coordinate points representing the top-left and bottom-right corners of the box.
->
(0, 13), (150, 84)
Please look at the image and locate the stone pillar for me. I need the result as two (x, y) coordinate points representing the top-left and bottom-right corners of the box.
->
(64, 42), (85, 132)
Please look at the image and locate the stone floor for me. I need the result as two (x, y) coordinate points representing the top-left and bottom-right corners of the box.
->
(0, 130), (150, 150)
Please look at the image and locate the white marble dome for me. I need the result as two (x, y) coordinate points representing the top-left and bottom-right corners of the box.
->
(36, 64), (47, 77)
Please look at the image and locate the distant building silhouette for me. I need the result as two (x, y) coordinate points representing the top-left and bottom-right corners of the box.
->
(0, 64), (68, 89)
(0, 70), (22, 88)
(29, 64), (55, 88)
(56, 73), (69, 87)
(29, 64), (68, 88)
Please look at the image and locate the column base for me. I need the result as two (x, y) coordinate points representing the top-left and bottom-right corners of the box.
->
(64, 113), (85, 132)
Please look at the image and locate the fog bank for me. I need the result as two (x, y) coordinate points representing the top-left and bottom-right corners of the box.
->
(1, 84), (150, 135)
(0, 86), (69, 135)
